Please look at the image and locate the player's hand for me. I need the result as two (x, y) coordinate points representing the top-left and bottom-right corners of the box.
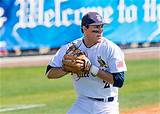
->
(62, 43), (91, 77)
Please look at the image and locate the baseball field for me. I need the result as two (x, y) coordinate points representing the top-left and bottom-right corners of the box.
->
(0, 57), (160, 114)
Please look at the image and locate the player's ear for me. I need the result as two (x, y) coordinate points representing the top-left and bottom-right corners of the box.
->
(82, 26), (88, 32)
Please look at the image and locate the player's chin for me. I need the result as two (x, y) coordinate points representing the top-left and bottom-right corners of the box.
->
(96, 35), (102, 39)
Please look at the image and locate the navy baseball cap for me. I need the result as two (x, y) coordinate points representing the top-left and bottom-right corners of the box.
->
(81, 12), (106, 27)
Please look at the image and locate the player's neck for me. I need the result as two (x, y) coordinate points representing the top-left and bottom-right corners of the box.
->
(83, 37), (101, 48)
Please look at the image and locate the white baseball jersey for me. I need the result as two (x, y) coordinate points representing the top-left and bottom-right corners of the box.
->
(49, 37), (127, 98)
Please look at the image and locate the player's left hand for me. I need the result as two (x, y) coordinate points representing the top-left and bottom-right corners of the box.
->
(62, 44), (91, 77)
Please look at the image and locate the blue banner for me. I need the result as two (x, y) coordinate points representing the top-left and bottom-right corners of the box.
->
(0, 0), (160, 50)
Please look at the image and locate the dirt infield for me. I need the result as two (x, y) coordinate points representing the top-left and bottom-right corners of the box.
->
(0, 47), (159, 68)
(124, 47), (160, 60)
(122, 104), (160, 114)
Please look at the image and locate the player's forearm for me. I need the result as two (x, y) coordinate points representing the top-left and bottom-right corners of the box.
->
(89, 65), (114, 84)
(46, 67), (68, 79)
(96, 70), (114, 84)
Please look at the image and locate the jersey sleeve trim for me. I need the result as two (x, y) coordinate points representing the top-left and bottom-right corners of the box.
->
(112, 71), (125, 88)
(45, 65), (54, 75)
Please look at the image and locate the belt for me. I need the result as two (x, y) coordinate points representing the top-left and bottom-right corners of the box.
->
(87, 97), (114, 102)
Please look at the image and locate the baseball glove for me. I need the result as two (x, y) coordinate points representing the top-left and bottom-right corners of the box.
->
(62, 43), (91, 78)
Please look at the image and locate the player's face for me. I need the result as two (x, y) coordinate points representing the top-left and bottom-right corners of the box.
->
(85, 25), (103, 41)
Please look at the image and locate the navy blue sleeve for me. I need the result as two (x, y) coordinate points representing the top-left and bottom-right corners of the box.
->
(45, 65), (54, 75)
(112, 72), (125, 88)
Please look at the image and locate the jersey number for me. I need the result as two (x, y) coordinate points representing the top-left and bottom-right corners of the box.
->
(103, 81), (110, 88)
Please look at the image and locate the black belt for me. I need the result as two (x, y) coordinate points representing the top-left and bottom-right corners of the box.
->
(87, 97), (114, 102)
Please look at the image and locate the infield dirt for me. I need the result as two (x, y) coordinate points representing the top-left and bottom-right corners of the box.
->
(122, 104), (160, 114)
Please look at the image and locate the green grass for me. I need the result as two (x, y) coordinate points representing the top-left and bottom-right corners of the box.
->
(119, 59), (160, 111)
(0, 59), (160, 114)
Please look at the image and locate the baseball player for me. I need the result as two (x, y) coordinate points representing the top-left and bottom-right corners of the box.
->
(45, 12), (127, 114)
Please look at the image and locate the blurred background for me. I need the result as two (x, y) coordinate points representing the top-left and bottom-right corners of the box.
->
(0, 0), (160, 114)
(0, 0), (159, 57)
